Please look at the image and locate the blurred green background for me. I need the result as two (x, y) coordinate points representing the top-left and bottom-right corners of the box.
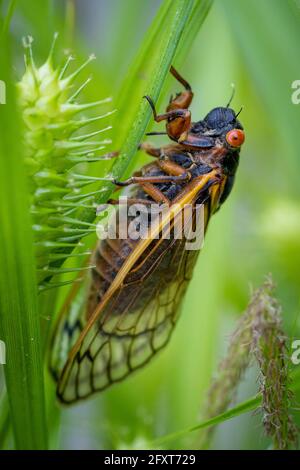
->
(1, 0), (300, 450)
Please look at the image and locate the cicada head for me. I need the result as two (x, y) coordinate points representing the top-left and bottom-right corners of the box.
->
(192, 106), (243, 136)
(205, 106), (242, 131)
(204, 107), (245, 149)
(190, 106), (245, 174)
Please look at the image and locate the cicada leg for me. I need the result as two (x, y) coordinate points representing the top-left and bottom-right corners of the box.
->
(144, 95), (191, 142)
(96, 197), (158, 214)
(112, 172), (191, 187)
(168, 65), (194, 111)
(138, 142), (162, 157)
(110, 164), (193, 205)
(137, 143), (197, 203)
(97, 151), (120, 160)
(143, 66), (194, 143)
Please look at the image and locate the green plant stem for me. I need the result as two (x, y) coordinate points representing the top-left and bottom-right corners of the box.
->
(0, 33), (47, 450)
(112, 0), (173, 149)
(151, 367), (300, 448)
(176, 0), (213, 63)
(64, 0), (75, 49)
(1, 0), (17, 36)
(151, 395), (261, 448)
(0, 393), (10, 449)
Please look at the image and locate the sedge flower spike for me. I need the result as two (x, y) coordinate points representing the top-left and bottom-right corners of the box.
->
(202, 277), (298, 450)
(17, 35), (114, 287)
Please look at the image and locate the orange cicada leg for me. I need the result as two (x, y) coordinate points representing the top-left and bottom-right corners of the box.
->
(143, 66), (194, 143)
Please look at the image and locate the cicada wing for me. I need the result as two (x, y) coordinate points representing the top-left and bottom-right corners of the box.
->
(49, 276), (90, 382)
(57, 238), (199, 403)
(53, 173), (222, 403)
(56, 205), (203, 403)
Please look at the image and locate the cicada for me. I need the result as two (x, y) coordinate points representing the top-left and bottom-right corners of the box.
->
(49, 66), (245, 404)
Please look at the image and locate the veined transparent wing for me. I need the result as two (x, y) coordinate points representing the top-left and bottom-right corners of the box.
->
(50, 174), (220, 403)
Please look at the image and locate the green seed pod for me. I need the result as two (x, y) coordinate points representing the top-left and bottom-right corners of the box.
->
(17, 35), (113, 287)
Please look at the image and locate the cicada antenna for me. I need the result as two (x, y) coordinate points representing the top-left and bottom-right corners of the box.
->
(235, 106), (243, 118)
(226, 83), (236, 108)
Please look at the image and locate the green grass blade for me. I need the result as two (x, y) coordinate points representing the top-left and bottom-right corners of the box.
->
(0, 33), (47, 450)
(77, 0), (210, 220)
(1, 0), (17, 35)
(46, 0), (211, 276)
(151, 395), (261, 448)
(110, 0), (195, 178)
(111, 0), (173, 148)
(176, 0), (213, 62)
(152, 366), (300, 447)
(0, 394), (10, 449)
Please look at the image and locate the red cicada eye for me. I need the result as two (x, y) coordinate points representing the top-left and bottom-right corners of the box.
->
(225, 129), (245, 148)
